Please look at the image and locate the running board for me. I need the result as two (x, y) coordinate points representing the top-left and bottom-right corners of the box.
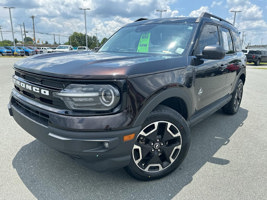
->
(189, 95), (232, 127)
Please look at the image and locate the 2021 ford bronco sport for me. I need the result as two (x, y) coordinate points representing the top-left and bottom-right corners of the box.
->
(8, 13), (246, 180)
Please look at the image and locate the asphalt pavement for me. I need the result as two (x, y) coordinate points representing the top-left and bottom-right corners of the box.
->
(0, 57), (266, 200)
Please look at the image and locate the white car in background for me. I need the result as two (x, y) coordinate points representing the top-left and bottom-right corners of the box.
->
(55, 45), (74, 52)
(38, 47), (53, 53)
(77, 46), (90, 51)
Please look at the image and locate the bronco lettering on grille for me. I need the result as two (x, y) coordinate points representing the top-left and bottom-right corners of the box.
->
(14, 78), (50, 96)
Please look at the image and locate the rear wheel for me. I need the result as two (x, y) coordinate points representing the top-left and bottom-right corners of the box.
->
(222, 79), (243, 115)
(125, 105), (190, 181)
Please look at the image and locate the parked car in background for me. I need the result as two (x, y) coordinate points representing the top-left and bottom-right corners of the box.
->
(17, 47), (35, 56)
(37, 47), (53, 53)
(55, 45), (73, 52)
(77, 46), (90, 51)
(50, 47), (57, 52)
(5, 46), (25, 56)
(28, 46), (43, 54)
(0, 46), (12, 56)
(46, 47), (53, 53)
(246, 50), (267, 65)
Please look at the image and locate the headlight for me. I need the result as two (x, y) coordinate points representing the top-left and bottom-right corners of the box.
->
(54, 84), (120, 111)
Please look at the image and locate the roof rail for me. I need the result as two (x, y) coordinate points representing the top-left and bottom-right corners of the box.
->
(196, 12), (232, 25)
(135, 18), (148, 22)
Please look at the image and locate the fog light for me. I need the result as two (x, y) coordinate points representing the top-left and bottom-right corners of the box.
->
(104, 142), (109, 149)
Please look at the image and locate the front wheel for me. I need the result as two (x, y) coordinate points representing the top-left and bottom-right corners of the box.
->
(125, 105), (190, 181)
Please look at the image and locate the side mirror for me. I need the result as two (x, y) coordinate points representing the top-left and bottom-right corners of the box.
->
(200, 45), (225, 60)
(94, 47), (100, 52)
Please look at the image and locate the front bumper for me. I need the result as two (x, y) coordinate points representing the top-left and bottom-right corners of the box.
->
(15, 52), (25, 56)
(8, 92), (140, 171)
(1, 52), (12, 56)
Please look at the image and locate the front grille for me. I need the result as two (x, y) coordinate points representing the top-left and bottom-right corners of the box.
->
(15, 70), (68, 89)
(13, 70), (67, 109)
(12, 98), (49, 126)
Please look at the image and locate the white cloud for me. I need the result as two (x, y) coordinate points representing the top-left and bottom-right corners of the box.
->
(211, 1), (223, 8)
(227, 0), (267, 46)
(189, 6), (209, 17)
(0, 0), (266, 46)
(90, 16), (132, 39)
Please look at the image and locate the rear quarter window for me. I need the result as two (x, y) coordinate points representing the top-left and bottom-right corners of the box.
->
(232, 31), (242, 52)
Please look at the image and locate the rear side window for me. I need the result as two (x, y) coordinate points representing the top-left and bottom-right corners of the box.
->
(195, 24), (219, 55)
(249, 51), (261, 54)
(232, 31), (242, 52)
(221, 28), (234, 54)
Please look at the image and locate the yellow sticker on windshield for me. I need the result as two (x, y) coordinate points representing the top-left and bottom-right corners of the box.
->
(137, 33), (150, 53)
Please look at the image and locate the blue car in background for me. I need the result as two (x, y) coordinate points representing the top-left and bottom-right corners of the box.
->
(0, 47), (12, 56)
(4, 46), (25, 56)
(17, 46), (35, 56)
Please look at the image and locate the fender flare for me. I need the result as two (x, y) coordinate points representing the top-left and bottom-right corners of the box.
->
(132, 87), (193, 127)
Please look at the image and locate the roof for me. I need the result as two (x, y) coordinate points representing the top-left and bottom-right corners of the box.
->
(126, 17), (198, 27)
(125, 12), (237, 32)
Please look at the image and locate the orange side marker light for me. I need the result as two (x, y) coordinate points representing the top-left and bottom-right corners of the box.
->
(123, 133), (135, 142)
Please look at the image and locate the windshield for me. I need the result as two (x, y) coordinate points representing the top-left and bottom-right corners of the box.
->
(57, 46), (69, 49)
(100, 23), (196, 55)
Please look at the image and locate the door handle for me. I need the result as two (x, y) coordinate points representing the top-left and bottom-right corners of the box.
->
(218, 64), (224, 71)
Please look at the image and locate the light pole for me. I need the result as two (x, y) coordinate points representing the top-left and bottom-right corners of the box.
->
(0, 26), (3, 41)
(53, 34), (56, 45)
(30, 15), (36, 46)
(23, 22), (27, 39)
(95, 28), (98, 47)
(4, 7), (15, 48)
(18, 24), (24, 46)
(79, 8), (90, 48)
(156, 9), (167, 18)
(230, 10), (242, 26)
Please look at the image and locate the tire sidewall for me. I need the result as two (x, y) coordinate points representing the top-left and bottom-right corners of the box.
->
(233, 79), (243, 113)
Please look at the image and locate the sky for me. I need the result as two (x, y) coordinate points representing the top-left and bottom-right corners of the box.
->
(0, 0), (266, 47)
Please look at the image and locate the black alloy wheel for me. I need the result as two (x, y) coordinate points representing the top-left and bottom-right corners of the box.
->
(125, 105), (190, 180)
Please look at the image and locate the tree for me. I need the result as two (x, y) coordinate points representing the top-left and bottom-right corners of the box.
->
(69, 32), (100, 49)
(0, 40), (12, 46)
(45, 41), (48, 44)
(24, 37), (33, 44)
(100, 38), (108, 46)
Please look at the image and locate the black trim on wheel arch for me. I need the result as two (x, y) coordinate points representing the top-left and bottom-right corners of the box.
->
(132, 88), (193, 127)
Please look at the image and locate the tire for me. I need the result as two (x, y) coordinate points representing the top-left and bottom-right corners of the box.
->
(254, 59), (260, 66)
(222, 79), (243, 115)
(125, 105), (190, 181)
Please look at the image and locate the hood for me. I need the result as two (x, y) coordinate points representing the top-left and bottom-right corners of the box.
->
(14, 51), (187, 79)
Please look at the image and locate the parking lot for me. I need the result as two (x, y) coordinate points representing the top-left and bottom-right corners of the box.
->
(0, 57), (266, 200)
